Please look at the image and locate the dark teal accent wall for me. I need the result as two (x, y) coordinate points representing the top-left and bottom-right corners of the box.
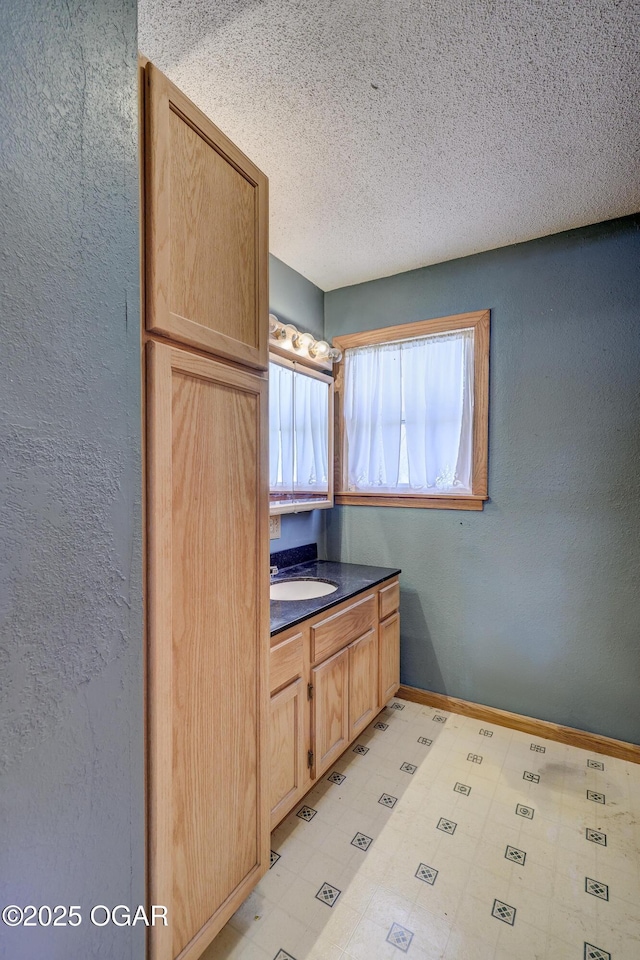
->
(269, 254), (325, 340)
(269, 254), (327, 555)
(324, 216), (640, 744)
(0, 1), (144, 956)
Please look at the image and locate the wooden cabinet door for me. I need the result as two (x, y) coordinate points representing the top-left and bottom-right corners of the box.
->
(146, 341), (269, 960)
(269, 679), (310, 829)
(379, 612), (400, 706)
(144, 62), (268, 370)
(311, 647), (349, 777)
(348, 627), (378, 739)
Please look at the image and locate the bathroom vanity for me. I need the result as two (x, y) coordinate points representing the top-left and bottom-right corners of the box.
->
(269, 557), (401, 828)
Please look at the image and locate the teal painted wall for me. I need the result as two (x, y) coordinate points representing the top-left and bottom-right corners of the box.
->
(0, 1), (144, 956)
(269, 255), (327, 555)
(270, 254), (324, 340)
(324, 216), (640, 744)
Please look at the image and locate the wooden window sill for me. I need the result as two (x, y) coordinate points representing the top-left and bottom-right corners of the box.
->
(334, 493), (488, 511)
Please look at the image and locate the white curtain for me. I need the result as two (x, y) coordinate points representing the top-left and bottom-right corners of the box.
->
(269, 362), (294, 491)
(269, 362), (329, 494)
(343, 329), (474, 493)
(293, 372), (329, 493)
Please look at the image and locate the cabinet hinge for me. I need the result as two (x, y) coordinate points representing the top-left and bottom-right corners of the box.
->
(307, 750), (314, 768)
(307, 683), (314, 700)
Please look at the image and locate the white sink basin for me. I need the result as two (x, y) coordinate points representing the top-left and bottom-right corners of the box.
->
(270, 578), (338, 601)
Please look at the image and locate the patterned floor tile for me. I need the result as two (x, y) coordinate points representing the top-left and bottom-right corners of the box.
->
(386, 921), (414, 952)
(400, 762), (416, 775)
(327, 771), (346, 785)
(351, 832), (373, 851)
(584, 944), (611, 960)
(205, 699), (639, 960)
(379, 793), (398, 808)
(316, 881), (341, 907)
(585, 877), (609, 900)
(491, 899), (516, 925)
(415, 862), (438, 884)
(587, 790), (605, 804)
(437, 817), (457, 834)
(505, 844), (526, 864)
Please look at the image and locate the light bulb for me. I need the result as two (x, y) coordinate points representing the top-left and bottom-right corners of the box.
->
(327, 347), (342, 362)
(268, 314), (287, 340)
(283, 323), (299, 343)
(310, 340), (330, 359)
(296, 332), (315, 353)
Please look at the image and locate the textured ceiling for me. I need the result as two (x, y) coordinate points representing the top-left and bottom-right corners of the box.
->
(139, 0), (640, 291)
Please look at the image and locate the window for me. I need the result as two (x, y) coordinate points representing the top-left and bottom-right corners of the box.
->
(333, 310), (489, 510)
(269, 355), (334, 513)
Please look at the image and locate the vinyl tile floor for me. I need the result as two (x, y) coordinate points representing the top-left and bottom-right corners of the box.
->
(202, 698), (640, 960)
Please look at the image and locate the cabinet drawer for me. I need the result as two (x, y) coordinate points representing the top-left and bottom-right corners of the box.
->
(311, 593), (376, 664)
(270, 631), (304, 694)
(379, 579), (400, 621)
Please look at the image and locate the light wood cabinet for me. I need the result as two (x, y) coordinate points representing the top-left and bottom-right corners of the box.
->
(143, 58), (270, 960)
(348, 627), (378, 739)
(269, 577), (400, 826)
(312, 647), (350, 776)
(146, 343), (269, 960)
(270, 679), (308, 828)
(379, 610), (401, 706)
(144, 62), (268, 370)
(311, 592), (376, 663)
(268, 628), (310, 827)
(379, 580), (400, 621)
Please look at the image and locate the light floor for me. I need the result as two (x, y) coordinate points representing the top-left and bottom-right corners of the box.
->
(203, 698), (640, 960)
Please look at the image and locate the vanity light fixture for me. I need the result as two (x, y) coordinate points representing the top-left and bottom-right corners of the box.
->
(268, 314), (342, 363)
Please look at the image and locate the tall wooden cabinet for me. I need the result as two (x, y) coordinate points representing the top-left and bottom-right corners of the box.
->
(143, 61), (270, 960)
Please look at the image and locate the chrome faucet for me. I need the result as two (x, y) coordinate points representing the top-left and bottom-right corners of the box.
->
(270, 565), (278, 579)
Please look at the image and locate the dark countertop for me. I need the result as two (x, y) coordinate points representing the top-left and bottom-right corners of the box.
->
(270, 559), (401, 636)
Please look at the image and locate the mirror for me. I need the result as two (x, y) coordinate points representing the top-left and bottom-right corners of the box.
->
(269, 354), (334, 513)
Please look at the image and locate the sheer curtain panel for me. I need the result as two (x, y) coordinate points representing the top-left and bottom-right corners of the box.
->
(269, 360), (330, 498)
(293, 372), (329, 493)
(343, 329), (474, 493)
